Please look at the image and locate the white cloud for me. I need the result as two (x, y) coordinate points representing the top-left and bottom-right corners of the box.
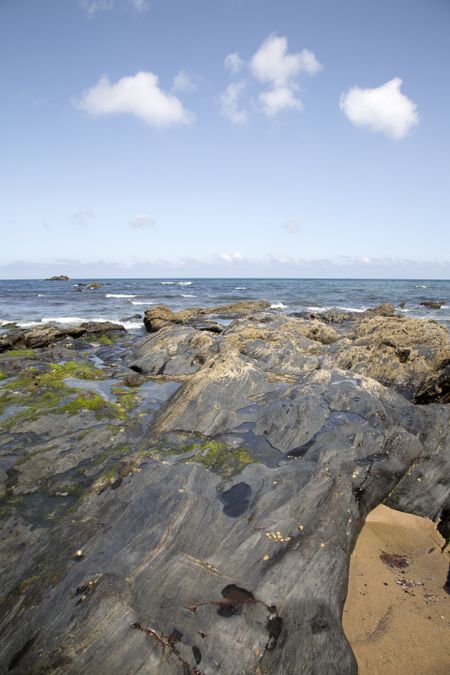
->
(130, 0), (150, 12)
(284, 220), (300, 233)
(172, 70), (196, 93)
(249, 35), (323, 117)
(339, 78), (419, 140)
(219, 251), (244, 262)
(260, 86), (303, 117)
(224, 52), (244, 75)
(250, 35), (323, 86)
(71, 211), (94, 226)
(75, 71), (192, 128)
(129, 214), (155, 229)
(82, 0), (149, 15)
(82, 0), (113, 15)
(219, 80), (248, 124)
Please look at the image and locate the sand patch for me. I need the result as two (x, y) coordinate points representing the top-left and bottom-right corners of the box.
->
(343, 504), (450, 674)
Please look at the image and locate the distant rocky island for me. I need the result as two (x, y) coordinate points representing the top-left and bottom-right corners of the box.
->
(45, 275), (70, 281)
(0, 301), (449, 673)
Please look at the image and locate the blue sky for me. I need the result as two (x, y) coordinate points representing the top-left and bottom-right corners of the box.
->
(1, 0), (449, 278)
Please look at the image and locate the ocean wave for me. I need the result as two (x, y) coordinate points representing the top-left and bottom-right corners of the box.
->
(161, 281), (192, 286)
(181, 294), (196, 298)
(105, 293), (137, 298)
(235, 287), (246, 290)
(119, 320), (143, 330)
(337, 305), (367, 313)
(41, 316), (86, 324)
(305, 306), (333, 312)
(271, 302), (288, 309)
(130, 301), (155, 306)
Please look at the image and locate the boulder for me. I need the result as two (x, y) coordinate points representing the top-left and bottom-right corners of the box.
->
(420, 300), (446, 309)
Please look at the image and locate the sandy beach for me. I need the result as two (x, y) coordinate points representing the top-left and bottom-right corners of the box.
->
(344, 505), (450, 674)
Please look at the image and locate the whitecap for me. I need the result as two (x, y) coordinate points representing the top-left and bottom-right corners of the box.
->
(106, 293), (137, 298)
(181, 294), (196, 298)
(130, 301), (155, 306)
(119, 320), (143, 330)
(336, 306), (367, 313)
(235, 287), (246, 290)
(305, 306), (333, 312)
(271, 302), (288, 309)
(178, 281), (192, 286)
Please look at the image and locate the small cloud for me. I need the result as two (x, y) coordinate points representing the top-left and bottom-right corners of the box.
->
(224, 52), (244, 75)
(339, 78), (419, 140)
(260, 86), (302, 117)
(81, 0), (150, 15)
(81, 0), (114, 15)
(219, 251), (244, 262)
(284, 220), (300, 233)
(70, 210), (94, 226)
(129, 214), (155, 229)
(130, 0), (150, 12)
(250, 35), (323, 117)
(250, 35), (323, 85)
(219, 80), (248, 124)
(172, 70), (197, 93)
(74, 71), (193, 128)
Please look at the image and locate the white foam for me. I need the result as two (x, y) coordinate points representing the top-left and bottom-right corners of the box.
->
(305, 306), (333, 312)
(235, 287), (246, 290)
(161, 281), (192, 286)
(130, 300), (155, 306)
(41, 316), (86, 324)
(105, 293), (137, 298)
(336, 306), (367, 313)
(271, 302), (288, 309)
(119, 320), (143, 330)
(181, 294), (196, 298)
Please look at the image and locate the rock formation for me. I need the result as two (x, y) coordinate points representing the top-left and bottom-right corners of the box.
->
(0, 304), (449, 674)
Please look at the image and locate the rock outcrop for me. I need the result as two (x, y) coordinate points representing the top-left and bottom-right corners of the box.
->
(0, 306), (449, 674)
(0, 322), (126, 353)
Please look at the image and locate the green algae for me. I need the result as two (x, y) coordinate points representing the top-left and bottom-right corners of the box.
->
(0, 359), (135, 426)
(98, 335), (114, 346)
(182, 440), (254, 478)
(111, 386), (140, 412)
(2, 349), (37, 358)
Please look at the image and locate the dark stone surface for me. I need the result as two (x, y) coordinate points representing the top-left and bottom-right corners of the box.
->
(0, 307), (449, 674)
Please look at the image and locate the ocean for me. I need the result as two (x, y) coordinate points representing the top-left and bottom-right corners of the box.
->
(1, 278), (449, 333)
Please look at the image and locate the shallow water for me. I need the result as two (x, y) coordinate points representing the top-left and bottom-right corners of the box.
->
(1, 278), (449, 331)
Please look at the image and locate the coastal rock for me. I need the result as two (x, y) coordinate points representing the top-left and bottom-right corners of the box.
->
(420, 300), (446, 309)
(0, 307), (449, 674)
(414, 358), (450, 404)
(143, 301), (271, 333)
(129, 325), (218, 376)
(45, 275), (69, 281)
(0, 322), (126, 352)
(325, 315), (450, 398)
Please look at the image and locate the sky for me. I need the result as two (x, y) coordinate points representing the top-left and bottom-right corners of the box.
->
(1, 0), (449, 278)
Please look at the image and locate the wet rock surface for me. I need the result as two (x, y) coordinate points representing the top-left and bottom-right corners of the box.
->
(0, 303), (449, 674)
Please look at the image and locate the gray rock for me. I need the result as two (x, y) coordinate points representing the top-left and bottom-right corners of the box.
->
(0, 308), (449, 674)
